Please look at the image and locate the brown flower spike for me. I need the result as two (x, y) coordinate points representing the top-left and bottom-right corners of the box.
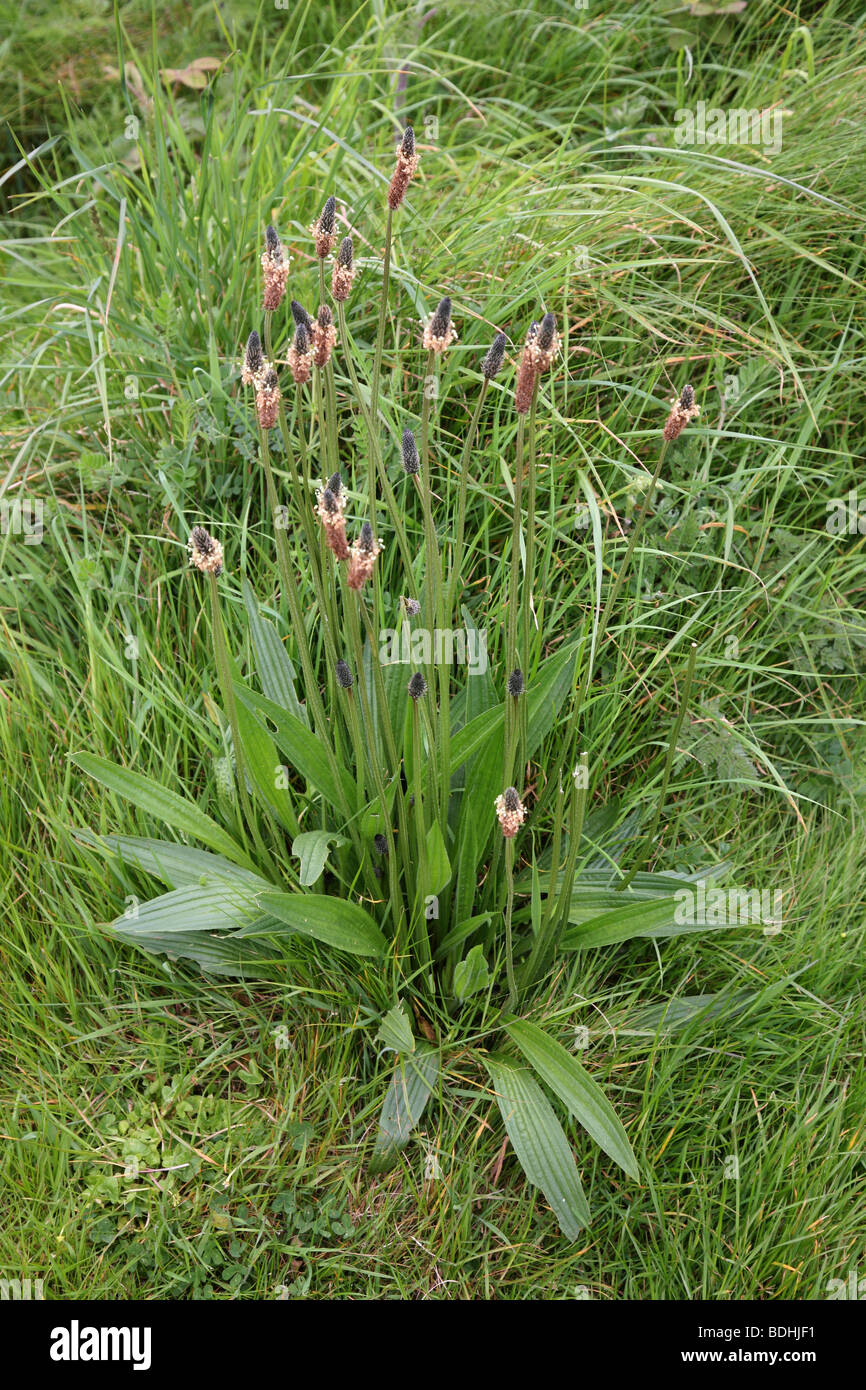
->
(311, 195), (337, 258)
(261, 225), (290, 312)
(515, 323), (538, 415)
(315, 482), (350, 561)
(495, 787), (527, 839)
(387, 125), (418, 210)
(515, 312), (560, 413)
(663, 384), (701, 442)
(423, 296), (457, 354)
(187, 526), (224, 577)
(311, 304), (337, 368)
(331, 236), (355, 302)
(287, 323), (313, 385)
(347, 521), (383, 591)
(255, 369), (281, 430)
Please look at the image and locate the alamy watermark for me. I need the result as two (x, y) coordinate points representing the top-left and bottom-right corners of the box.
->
(674, 881), (783, 933)
(1, 1277), (44, 1299)
(673, 102), (784, 156)
(0, 498), (43, 545)
(826, 491), (866, 535)
(379, 625), (488, 675)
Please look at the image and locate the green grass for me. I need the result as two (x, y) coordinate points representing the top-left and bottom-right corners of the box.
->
(1, 0), (865, 1298)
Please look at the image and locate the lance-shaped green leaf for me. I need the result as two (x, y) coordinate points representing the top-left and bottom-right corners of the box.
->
(109, 882), (266, 935)
(234, 695), (299, 833)
(242, 579), (307, 726)
(562, 896), (682, 949)
(258, 891), (387, 958)
(73, 832), (269, 890)
(110, 925), (280, 978)
(370, 1043), (439, 1173)
(234, 682), (355, 816)
(71, 753), (258, 873)
(504, 1018), (639, 1180)
(425, 820), (452, 899)
(484, 1053), (590, 1241)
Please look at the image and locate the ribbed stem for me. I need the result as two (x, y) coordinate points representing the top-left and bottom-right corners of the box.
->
(504, 837), (518, 1011)
(370, 205), (393, 440)
(618, 641), (697, 891)
(207, 573), (277, 877)
(448, 379), (488, 618)
(335, 300), (418, 592)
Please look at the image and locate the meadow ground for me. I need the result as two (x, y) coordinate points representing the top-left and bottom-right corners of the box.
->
(1, 0), (865, 1299)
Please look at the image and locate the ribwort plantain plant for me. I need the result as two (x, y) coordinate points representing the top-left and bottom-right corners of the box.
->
(74, 127), (722, 1240)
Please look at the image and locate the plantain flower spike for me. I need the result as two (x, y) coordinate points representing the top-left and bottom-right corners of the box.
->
(315, 482), (349, 561)
(423, 295), (457, 354)
(287, 321), (313, 385)
(408, 671), (427, 700)
(481, 332), (508, 380)
(312, 195), (337, 258)
(241, 329), (267, 387)
(187, 525), (224, 577)
(388, 125), (419, 210)
(401, 428), (420, 475)
(312, 304), (337, 368)
(495, 786), (527, 838)
(347, 520), (383, 591)
(261, 224), (290, 311)
(663, 383), (701, 442)
(331, 236), (355, 302)
(255, 368), (281, 430)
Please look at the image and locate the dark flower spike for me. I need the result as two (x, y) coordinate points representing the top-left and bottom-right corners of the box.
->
(246, 330), (263, 371)
(481, 332), (508, 379)
(332, 236), (356, 302)
(663, 383), (700, 442)
(495, 786), (527, 838)
(287, 321), (313, 384)
(255, 369), (281, 430)
(346, 522), (383, 590)
(187, 525), (224, 577)
(373, 833), (388, 855)
(311, 303), (337, 368)
(430, 297), (451, 338)
(327, 471), (342, 496)
(291, 300), (313, 330)
(261, 226), (290, 310)
(401, 429), (420, 475)
(388, 125), (419, 209)
(408, 672), (427, 700)
(423, 295), (457, 353)
(321, 487), (339, 514)
(335, 659), (354, 689)
(537, 313), (556, 352)
(507, 668), (525, 697)
(264, 224), (281, 259)
(531, 311), (561, 371)
(312, 196), (338, 257)
(242, 330), (266, 386)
